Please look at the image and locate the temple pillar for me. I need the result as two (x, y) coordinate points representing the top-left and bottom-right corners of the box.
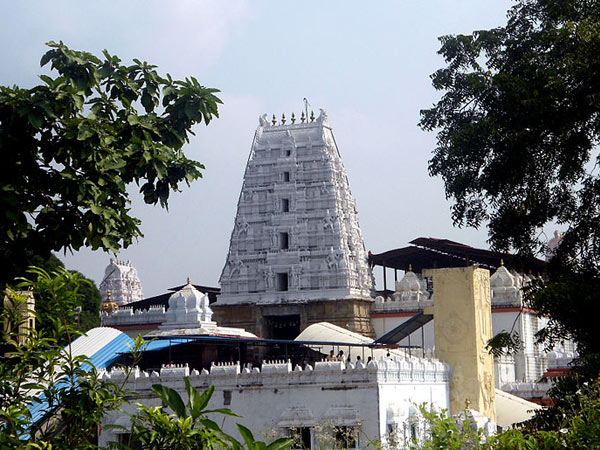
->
(424, 266), (496, 421)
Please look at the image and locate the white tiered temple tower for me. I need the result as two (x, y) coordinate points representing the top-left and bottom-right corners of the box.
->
(213, 110), (374, 338)
(99, 259), (144, 307)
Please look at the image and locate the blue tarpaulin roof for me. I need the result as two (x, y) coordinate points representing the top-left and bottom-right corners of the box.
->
(142, 337), (196, 352)
(25, 328), (134, 435)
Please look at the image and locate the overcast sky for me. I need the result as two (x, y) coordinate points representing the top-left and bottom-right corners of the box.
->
(2, 1), (517, 296)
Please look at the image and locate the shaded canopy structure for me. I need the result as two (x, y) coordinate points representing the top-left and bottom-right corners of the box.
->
(122, 283), (221, 312)
(369, 237), (547, 274)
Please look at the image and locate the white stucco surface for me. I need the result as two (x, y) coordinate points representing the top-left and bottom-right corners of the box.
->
(99, 357), (449, 448)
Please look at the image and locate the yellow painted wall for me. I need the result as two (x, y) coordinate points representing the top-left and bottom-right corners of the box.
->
(424, 266), (496, 421)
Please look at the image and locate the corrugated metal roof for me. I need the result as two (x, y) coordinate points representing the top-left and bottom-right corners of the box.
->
(369, 237), (547, 273)
(26, 328), (134, 433)
(69, 327), (124, 359)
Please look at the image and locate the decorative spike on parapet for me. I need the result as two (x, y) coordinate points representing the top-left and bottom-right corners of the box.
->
(260, 110), (328, 127)
(423, 266), (496, 421)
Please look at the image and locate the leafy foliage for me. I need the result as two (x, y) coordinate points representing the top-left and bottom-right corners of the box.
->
(0, 255), (101, 344)
(235, 423), (293, 450)
(416, 407), (483, 450)
(420, 0), (600, 256)
(73, 270), (102, 332)
(13, 266), (99, 344)
(0, 268), (136, 449)
(412, 381), (600, 449)
(0, 41), (222, 285)
(126, 379), (292, 450)
(419, 0), (600, 411)
(1, 269), (291, 450)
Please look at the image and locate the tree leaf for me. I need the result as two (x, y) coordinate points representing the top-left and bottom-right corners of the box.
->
(185, 377), (204, 420)
(40, 50), (53, 67)
(28, 111), (43, 129)
(237, 423), (256, 450)
(265, 438), (293, 450)
(151, 383), (187, 418)
(203, 408), (241, 417)
(141, 91), (154, 113)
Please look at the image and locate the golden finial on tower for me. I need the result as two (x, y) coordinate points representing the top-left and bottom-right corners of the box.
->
(465, 398), (471, 409)
(301, 111), (306, 123)
(408, 264), (413, 272)
(281, 113), (286, 125)
(272, 114), (277, 126)
(500, 258), (504, 266)
(101, 289), (118, 314)
(291, 112), (296, 124)
(187, 276), (191, 285)
(310, 110), (315, 122)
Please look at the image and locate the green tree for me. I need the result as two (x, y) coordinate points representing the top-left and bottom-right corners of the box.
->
(73, 271), (102, 332)
(0, 41), (221, 287)
(24, 264), (101, 340)
(6, 253), (103, 335)
(0, 268), (135, 448)
(127, 380), (292, 450)
(1, 269), (292, 450)
(419, 0), (600, 418)
(413, 379), (600, 449)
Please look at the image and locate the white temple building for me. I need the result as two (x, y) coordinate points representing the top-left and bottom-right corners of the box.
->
(371, 263), (577, 405)
(98, 258), (144, 307)
(95, 110), (578, 445)
(97, 265), (541, 447)
(213, 110), (374, 338)
(100, 111), (576, 408)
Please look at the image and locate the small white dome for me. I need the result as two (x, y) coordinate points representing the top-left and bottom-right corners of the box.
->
(394, 269), (428, 302)
(490, 265), (522, 305)
(490, 265), (514, 289)
(160, 280), (215, 330)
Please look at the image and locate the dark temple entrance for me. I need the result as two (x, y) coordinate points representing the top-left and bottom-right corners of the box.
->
(264, 314), (301, 340)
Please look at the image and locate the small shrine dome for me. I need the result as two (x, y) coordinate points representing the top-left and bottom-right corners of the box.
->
(490, 262), (522, 305)
(394, 266), (427, 302)
(490, 264), (515, 291)
(161, 278), (214, 329)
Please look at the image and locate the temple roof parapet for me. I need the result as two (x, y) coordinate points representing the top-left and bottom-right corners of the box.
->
(500, 381), (552, 398)
(547, 349), (578, 369)
(101, 305), (165, 326)
(99, 355), (449, 387)
(258, 109), (329, 129)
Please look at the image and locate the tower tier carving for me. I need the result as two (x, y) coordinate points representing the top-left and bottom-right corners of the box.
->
(217, 110), (373, 306)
